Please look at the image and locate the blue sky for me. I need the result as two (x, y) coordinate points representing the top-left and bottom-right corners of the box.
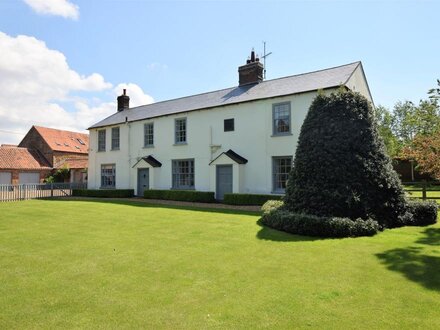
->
(0, 0), (438, 144)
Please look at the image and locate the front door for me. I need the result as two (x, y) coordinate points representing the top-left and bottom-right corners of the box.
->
(216, 165), (233, 200)
(137, 168), (149, 196)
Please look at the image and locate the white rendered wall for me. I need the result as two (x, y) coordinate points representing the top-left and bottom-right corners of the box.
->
(346, 64), (373, 104)
(88, 88), (345, 196)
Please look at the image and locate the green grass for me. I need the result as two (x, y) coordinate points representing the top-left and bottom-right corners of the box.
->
(1, 199), (439, 329)
(405, 190), (440, 199)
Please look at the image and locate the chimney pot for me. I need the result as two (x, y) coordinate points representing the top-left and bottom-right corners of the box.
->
(250, 50), (255, 62)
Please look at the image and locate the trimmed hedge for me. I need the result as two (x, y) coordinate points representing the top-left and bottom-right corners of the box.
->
(223, 193), (283, 206)
(261, 207), (380, 238)
(406, 199), (438, 226)
(144, 189), (215, 203)
(72, 189), (134, 198)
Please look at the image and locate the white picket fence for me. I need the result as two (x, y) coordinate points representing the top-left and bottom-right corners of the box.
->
(0, 183), (87, 202)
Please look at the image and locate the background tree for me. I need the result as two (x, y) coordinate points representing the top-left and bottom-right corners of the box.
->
(375, 95), (440, 180)
(401, 130), (440, 180)
(391, 101), (418, 144)
(428, 79), (440, 100)
(375, 105), (400, 156)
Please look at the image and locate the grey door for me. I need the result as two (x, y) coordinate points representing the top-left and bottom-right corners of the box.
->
(19, 172), (40, 184)
(0, 172), (12, 184)
(137, 168), (149, 196)
(216, 165), (233, 200)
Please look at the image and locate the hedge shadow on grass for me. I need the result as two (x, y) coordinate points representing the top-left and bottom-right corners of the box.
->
(376, 227), (440, 291)
(44, 197), (260, 217)
(255, 218), (326, 242)
(416, 228), (440, 246)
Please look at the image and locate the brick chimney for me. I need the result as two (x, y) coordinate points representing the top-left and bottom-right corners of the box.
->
(117, 89), (130, 112)
(238, 50), (264, 86)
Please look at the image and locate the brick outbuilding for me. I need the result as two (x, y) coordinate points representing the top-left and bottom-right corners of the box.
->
(0, 126), (89, 184)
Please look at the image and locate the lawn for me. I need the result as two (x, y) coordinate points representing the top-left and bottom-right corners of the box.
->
(405, 190), (440, 199)
(404, 184), (440, 199)
(1, 199), (439, 329)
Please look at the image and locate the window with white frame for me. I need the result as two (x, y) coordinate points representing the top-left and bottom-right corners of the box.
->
(98, 129), (106, 152)
(101, 164), (115, 188)
(273, 156), (292, 193)
(172, 159), (194, 189)
(144, 122), (154, 147)
(273, 102), (291, 135)
(111, 127), (120, 150)
(175, 118), (187, 144)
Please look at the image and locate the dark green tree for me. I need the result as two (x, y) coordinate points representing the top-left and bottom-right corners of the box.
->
(284, 90), (409, 228)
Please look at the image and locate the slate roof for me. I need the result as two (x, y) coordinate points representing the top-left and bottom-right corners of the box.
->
(209, 149), (248, 165)
(89, 61), (362, 129)
(132, 155), (162, 168)
(33, 126), (89, 154)
(0, 147), (51, 170)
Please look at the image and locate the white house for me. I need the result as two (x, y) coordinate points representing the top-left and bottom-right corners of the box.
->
(87, 52), (373, 199)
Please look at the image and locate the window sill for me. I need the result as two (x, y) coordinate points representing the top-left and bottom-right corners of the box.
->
(173, 142), (188, 146)
(97, 150), (106, 152)
(143, 145), (154, 149)
(271, 133), (293, 137)
(100, 187), (116, 189)
(171, 187), (195, 190)
(111, 148), (120, 151)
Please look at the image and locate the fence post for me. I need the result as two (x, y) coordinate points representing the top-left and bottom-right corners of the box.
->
(422, 181), (427, 200)
(51, 183), (54, 197)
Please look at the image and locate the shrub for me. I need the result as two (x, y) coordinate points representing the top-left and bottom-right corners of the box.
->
(223, 193), (283, 206)
(261, 200), (284, 215)
(284, 90), (408, 228)
(72, 189), (134, 198)
(261, 209), (380, 238)
(144, 189), (215, 203)
(406, 199), (438, 226)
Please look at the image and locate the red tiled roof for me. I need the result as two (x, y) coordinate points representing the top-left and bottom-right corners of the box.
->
(56, 158), (88, 169)
(0, 147), (52, 170)
(33, 126), (89, 154)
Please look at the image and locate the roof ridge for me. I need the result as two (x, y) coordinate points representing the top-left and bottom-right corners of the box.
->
(0, 146), (29, 150)
(33, 125), (88, 136)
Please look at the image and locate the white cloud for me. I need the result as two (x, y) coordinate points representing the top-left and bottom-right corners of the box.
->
(0, 32), (154, 144)
(23, 0), (79, 20)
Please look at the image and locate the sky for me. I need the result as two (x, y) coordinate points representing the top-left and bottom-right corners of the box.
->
(0, 0), (438, 144)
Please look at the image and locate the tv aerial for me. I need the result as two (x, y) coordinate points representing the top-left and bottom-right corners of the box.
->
(261, 41), (272, 80)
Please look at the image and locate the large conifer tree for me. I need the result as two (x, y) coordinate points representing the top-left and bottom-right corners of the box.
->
(284, 90), (409, 228)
